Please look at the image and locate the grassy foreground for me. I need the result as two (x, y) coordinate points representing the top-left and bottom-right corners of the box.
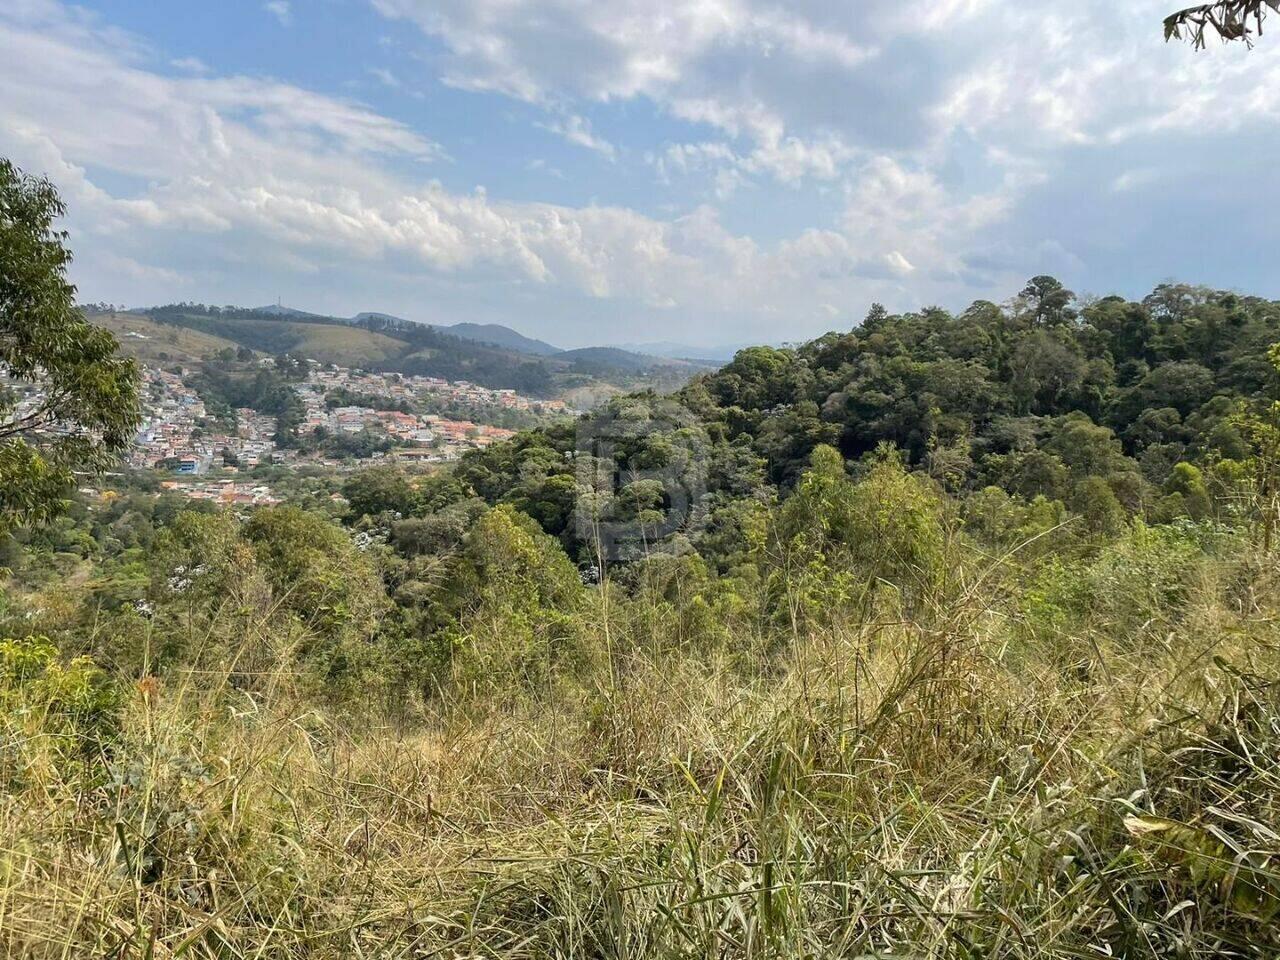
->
(3, 524), (1279, 958)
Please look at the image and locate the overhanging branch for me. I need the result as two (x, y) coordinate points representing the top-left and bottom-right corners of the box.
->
(1165, 1), (1280, 47)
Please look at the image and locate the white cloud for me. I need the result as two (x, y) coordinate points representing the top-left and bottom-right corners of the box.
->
(264, 1), (291, 26)
(535, 114), (617, 160)
(2, 3), (914, 337)
(930, 2), (1280, 148)
(368, 67), (400, 89)
(0, 0), (1083, 346)
(373, 0), (1280, 161)
(653, 135), (859, 192)
(6, 0), (1278, 346)
(369, 0), (878, 168)
(370, 0), (875, 109)
(170, 56), (209, 74)
(1111, 168), (1160, 192)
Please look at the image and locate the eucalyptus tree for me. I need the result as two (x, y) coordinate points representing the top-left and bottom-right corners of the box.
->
(1, 158), (141, 531)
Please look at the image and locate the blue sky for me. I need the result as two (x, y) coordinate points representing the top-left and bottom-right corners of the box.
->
(3, 0), (1279, 349)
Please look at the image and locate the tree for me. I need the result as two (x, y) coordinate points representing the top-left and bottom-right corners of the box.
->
(416, 504), (583, 692)
(1020, 276), (1077, 327)
(342, 464), (418, 520)
(1229, 343), (1280, 549)
(1157, 462), (1213, 520)
(1071, 476), (1127, 538)
(1008, 331), (1085, 415)
(1166, 2), (1278, 47)
(1, 159), (141, 531)
(771, 445), (948, 625)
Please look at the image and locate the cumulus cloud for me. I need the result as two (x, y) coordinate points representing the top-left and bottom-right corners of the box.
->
(367, 0), (904, 190)
(3, 0), (1278, 345)
(4, 0), (1018, 342)
(373, 0), (1280, 179)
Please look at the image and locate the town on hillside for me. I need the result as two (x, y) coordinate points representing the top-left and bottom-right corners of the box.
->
(7, 355), (574, 504)
(128, 359), (573, 475)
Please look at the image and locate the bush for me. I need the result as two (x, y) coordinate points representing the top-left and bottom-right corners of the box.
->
(768, 444), (950, 629)
(0, 634), (118, 790)
(1022, 520), (1239, 655)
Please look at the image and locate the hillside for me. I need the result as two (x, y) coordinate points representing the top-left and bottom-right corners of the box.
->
(437, 322), (561, 356)
(8, 277), (1280, 958)
(354, 313), (561, 355)
(558, 345), (706, 373)
(88, 311), (250, 364)
(129, 303), (702, 400)
(451, 278), (1280, 564)
(146, 308), (407, 366)
(253, 304), (330, 320)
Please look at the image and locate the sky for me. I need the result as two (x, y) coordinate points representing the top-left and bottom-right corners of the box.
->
(2, 0), (1279, 350)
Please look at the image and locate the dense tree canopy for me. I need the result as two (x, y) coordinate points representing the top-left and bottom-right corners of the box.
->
(446, 280), (1280, 566)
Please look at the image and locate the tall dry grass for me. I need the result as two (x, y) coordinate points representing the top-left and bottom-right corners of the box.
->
(2, 529), (1279, 958)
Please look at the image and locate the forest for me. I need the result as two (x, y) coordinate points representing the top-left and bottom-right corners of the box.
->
(6, 260), (1280, 956)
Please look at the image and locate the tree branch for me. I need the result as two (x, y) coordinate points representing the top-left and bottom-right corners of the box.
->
(1165, 1), (1280, 47)
(0, 389), (73, 440)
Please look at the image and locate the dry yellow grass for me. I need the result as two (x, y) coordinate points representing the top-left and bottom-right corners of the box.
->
(90, 313), (249, 365)
(3, 541), (1278, 959)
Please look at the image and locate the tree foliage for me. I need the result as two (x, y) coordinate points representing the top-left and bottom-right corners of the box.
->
(454, 278), (1280, 568)
(1, 160), (141, 530)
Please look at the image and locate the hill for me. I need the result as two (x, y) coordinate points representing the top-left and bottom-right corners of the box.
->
(132, 303), (705, 399)
(442, 322), (561, 356)
(353, 313), (560, 355)
(87, 311), (250, 364)
(453, 278), (1280, 560)
(558, 345), (696, 373)
(139, 304), (559, 393)
(10, 278), (1280, 958)
(253, 304), (330, 320)
(148, 309), (407, 366)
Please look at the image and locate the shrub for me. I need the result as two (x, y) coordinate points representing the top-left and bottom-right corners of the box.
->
(768, 444), (950, 629)
(0, 634), (118, 790)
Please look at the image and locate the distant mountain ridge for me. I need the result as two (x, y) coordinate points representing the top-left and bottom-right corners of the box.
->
(616, 341), (773, 363)
(446, 322), (561, 357)
(254, 304), (329, 320)
(559, 346), (700, 372)
(255, 305), (714, 372)
(112, 301), (715, 398)
(350, 313), (560, 355)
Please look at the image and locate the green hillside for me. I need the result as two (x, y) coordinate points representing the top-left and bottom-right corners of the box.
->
(558, 345), (708, 374)
(115, 303), (710, 402)
(147, 311), (407, 366)
(10, 277), (1280, 958)
(456, 278), (1280, 563)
